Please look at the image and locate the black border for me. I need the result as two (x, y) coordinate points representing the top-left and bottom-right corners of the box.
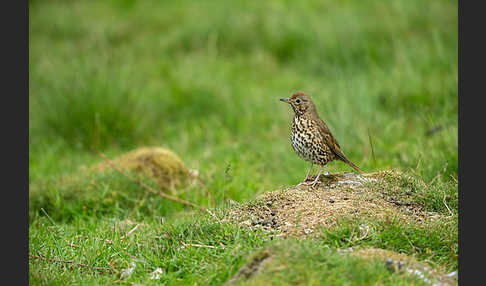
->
(458, 0), (484, 285)
(1, 0), (29, 284)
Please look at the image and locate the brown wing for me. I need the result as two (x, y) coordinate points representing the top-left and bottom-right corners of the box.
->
(315, 117), (362, 173)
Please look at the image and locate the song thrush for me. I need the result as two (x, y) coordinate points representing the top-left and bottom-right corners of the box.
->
(280, 91), (362, 187)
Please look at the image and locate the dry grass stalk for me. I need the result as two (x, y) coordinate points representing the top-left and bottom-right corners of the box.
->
(29, 254), (114, 274)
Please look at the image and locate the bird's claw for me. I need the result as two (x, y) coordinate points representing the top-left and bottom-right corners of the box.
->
(297, 181), (311, 187)
(308, 180), (320, 188)
(297, 180), (320, 188)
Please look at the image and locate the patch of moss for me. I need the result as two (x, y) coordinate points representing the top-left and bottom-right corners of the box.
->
(90, 147), (191, 193)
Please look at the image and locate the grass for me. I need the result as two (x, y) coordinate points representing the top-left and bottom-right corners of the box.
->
(29, 0), (457, 284)
(319, 215), (458, 271)
(29, 214), (267, 285)
(238, 240), (434, 286)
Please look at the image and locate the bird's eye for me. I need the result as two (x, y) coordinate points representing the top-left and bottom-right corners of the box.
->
(295, 99), (301, 103)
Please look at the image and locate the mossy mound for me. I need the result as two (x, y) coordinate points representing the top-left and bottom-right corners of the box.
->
(225, 242), (457, 286)
(29, 147), (199, 222)
(91, 147), (192, 193)
(343, 247), (457, 286)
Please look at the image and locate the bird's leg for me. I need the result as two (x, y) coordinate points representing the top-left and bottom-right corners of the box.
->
(309, 166), (325, 187)
(297, 163), (313, 186)
(303, 163), (313, 182)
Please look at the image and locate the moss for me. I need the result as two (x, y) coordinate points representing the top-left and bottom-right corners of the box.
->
(90, 147), (191, 193)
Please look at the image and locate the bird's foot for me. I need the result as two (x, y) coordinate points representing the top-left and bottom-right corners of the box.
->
(297, 179), (321, 188)
(297, 181), (313, 187)
(308, 179), (320, 188)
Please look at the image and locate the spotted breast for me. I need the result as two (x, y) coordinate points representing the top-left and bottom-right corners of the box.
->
(291, 114), (335, 165)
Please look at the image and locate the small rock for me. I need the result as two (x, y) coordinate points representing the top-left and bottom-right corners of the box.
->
(385, 259), (405, 273)
(304, 228), (313, 234)
(228, 199), (239, 206)
(445, 270), (458, 278)
(150, 268), (164, 280)
(385, 259), (395, 271)
(120, 262), (136, 279)
(329, 200), (335, 203)
(337, 247), (353, 253)
(240, 220), (251, 227)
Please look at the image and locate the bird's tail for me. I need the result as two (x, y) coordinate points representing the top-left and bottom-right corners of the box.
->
(340, 156), (362, 173)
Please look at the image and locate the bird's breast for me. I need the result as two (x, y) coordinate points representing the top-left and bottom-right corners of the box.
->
(290, 117), (314, 159)
(290, 116), (334, 164)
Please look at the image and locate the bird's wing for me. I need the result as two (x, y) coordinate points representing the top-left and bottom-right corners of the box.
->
(315, 117), (343, 155)
(316, 117), (362, 172)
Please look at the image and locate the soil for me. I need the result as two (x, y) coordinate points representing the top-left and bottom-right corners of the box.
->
(227, 170), (442, 238)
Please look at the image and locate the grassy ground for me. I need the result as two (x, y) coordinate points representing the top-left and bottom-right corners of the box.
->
(29, 0), (457, 285)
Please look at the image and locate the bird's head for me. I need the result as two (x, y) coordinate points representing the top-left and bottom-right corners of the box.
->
(280, 91), (316, 116)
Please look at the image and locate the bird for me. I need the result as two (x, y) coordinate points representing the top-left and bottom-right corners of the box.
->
(280, 91), (362, 187)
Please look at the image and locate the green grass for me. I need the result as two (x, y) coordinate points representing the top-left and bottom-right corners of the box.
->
(319, 215), (458, 271)
(29, 214), (268, 285)
(367, 170), (458, 215)
(29, 0), (457, 284)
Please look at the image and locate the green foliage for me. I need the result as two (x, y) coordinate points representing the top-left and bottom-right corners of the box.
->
(30, 0), (458, 183)
(29, 215), (267, 285)
(366, 170), (458, 215)
(30, 63), (144, 151)
(29, 0), (457, 284)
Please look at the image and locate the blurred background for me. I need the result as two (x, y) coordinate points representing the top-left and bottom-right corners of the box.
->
(29, 0), (457, 202)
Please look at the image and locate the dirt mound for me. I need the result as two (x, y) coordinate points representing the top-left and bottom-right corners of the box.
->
(228, 170), (441, 237)
(91, 147), (193, 192)
(224, 250), (272, 286)
(225, 246), (456, 286)
(342, 247), (457, 286)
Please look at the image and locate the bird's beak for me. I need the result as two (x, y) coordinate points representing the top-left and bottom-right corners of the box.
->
(280, 97), (289, 103)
